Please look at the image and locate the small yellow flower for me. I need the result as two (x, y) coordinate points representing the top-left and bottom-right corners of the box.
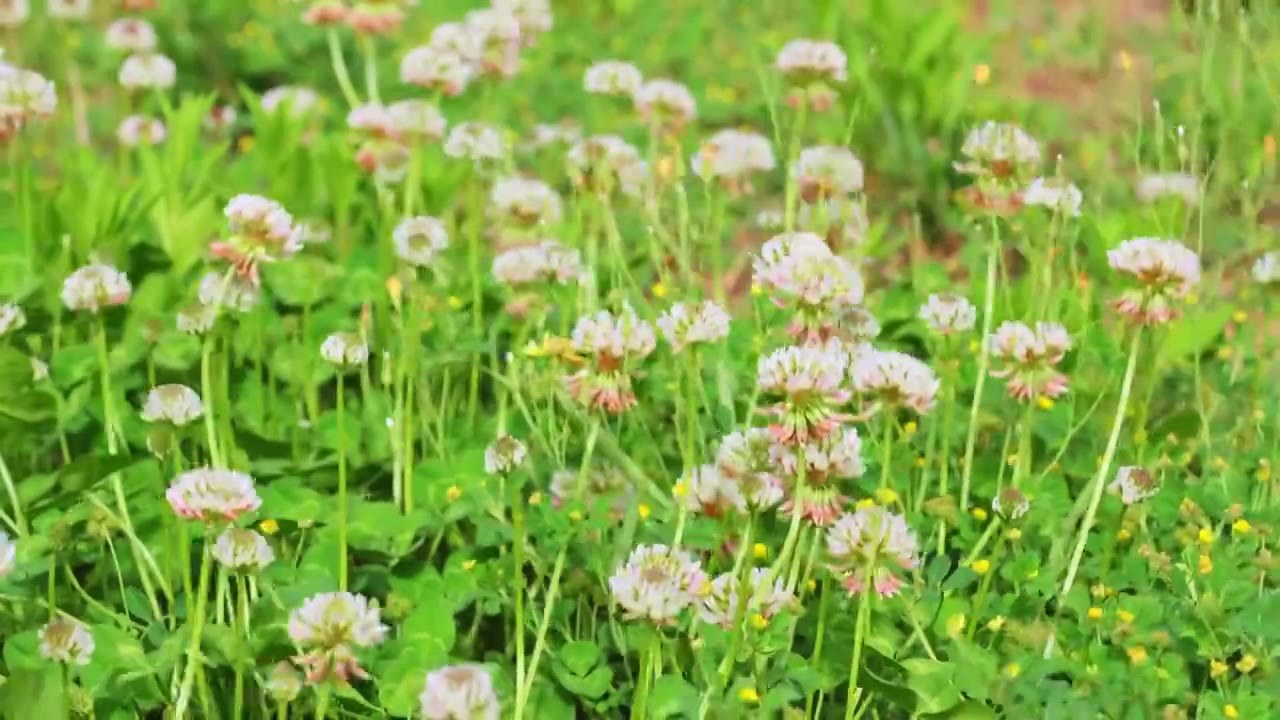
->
(973, 63), (991, 85)
(1087, 607), (1103, 621)
(447, 296), (463, 310)
(568, 510), (583, 522)
(259, 519), (279, 535)
(637, 503), (651, 520)
(752, 543), (768, 559)
(902, 421), (918, 436)
(750, 613), (768, 630)
(874, 488), (898, 505)
(1198, 527), (1216, 545)
(1127, 646), (1148, 665)
(805, 578), (817, 593)
(1258, 465), (1273, 482)
(1233, 518), (1251, 534)
(528, 491), (543, 506)
(1236, 654), (1257, 673)
(971, 507), (989, 521)
(968, 339), (980, 354)
(1006, 454), (1018, 467)
(650, 282), (667, 298)
(1090, 583), (1111, 598)
(1233, 310), (1248, 323)
(738, 687), (760, 704)
(1199, 554), (1214, 575)
(987, 615), (1005, 632)
(1117, 528), (1132, 542)
(1036, 396), (1055, 410)
(672, 482), (688, 499)
(237, 135), (256, 153)
(1117, 609), (1135, 624)
(1224, 705), (1239, 719)
(945, 614), (966, 638)
(750, 283), (763, 297)
(1004, 528), (1022, 541)
(914, 456), (926, 468)
(855, 498), (875, 510)
(386, 276), (403, 307)
(1003, 662), (1020, 678)
(1218, 346), (1234, 360)
(462, 559), (476, 571)
(1210, 659), (1229, 678)
(446, 485), (462, 502)
(970, 559), (991, 575)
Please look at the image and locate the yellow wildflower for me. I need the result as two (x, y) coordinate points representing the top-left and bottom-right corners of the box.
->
(1236, 654), (1257, 673)
(874, 488), (898, 505)
(446, 485), (462, 502)
(637, 503), (651, 520)
(971, 507), (988, 522)
(650, 282), (667, 298)
(750, 613), (768, 630)
(970, 559), (991, 575)
(462, 559), (476, 571)
(1087, 607), (1102, 621)
(738, 687), (760, 704)
(1036, 396), (1054, 410)
(752, 543), (768, 559)
(1117, 609), (1135, 624)
(1199, 554), (1213, 575)
(1127, 646), (1148, 665)
(1225, 705), (1239, 719)
(259, 519), (279, 535)
(1210, 660), (1229, 678)
(1233, 518), (1251, 535)
(1003, 663), (1020, 678)
(973, 64), (991, 85)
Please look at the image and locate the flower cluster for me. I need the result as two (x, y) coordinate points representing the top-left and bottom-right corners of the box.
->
(39, 618), (95, 665)
(757, 343), (851, 444)
(826, 506), (919, 597)
(850, 349), (939, 415)
(566, 134), (645, 197)
(0, 61), (55, 143)
(609, 544), (706, 624)
(691, 129), (776, 194)
(770, 424), (864, 525)
(62, 264), (132, 313)
(715, 428), (785, 510)
(549, 462), (635, 515)
(117, 114), (166, 147)
(793, 146), (863, 200)
(919, 293), (977, 336)
(1106, 238), (1201, 324)
(141, 384), (204, 427)
(955, 121), (1041, 181)
(752, 232), (864, 343)
(419, 664), (501, 720)
(775, 38), (846, 111)
(321, 332), (371, 368)
(444, 121), (507, 164)
(211, 528), (275, 573)
(584, 60), (643, 97)
(288, 592), (388, 683)
(1022, 177), (1083, 217)
(483, 434), (528, 475)
(1110, 466), (1159, 505)
(213, 194), (300, 285)
(987, 321), (1071, 401)
(492, 241), (586, 287)
(699, 568), (796, 628)
(393, 216), (449, 268)
(680, 464), (746, 517)
(564, 306), (656, 413)
(656, 300), (731, 353)
(489, 176), (563, 228)
(166, 468), (262, 522)
(1255, 251), (1280, 286)
(634, 79), (696, 131)
(1136, 172), (1199, 205)
(0, 303), (25, 336)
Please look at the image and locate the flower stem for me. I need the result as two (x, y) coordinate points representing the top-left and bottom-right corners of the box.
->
(326, 30), (360, 109)
(337, 372), (349, 591)
(361, 35), (380, 104)
(0, 448), (26, 536)
(520, 544), (567, 703)
(201, 335), (224, 468)
(511, 480), (529, 718)
(959, 223), (1001, 512)
(804, 578), (832, 717)
(175, 538), (212, 719)
(844, 552), (877, 720)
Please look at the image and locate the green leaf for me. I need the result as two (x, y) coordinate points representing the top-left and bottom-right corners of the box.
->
(902, 658), (962, 715)
(346, 500), (431, 554)
(51, 343), (99, 388)
(1159, 305), (1231, 361)
(0, 347), (33, 391)
(0, 389), (56, 423)
(558, 640), (601, 677)
(649, 673), (698, 719)
(256, 476), (329, 523)
(0, 667), (68, 720)
(400, 595), (457, 658)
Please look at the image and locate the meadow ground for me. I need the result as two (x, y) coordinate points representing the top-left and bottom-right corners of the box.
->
(1, 0), (1279, 718)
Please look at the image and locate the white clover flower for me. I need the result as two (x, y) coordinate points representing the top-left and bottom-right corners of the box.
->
(490, 176), (562, 227)
(770, 424), (864, 483)
(955, 121), (1041, 179)
(105, 18), (157, 52)
(776, 39), (847, 82)
(118, 52), (176, 90)
(492, 241), (584, 286)
(198, 271), (260, 312)
(656, 301), (731, 352)
(346, 102), (397, 138)
(205, 104), (237, 133)
(549, 462), (634, 514)
(0, 0), (28, 26)
(116, 114), (166, 146)
(401, 46), (474, 96)
(634, 79), (696, 128)
(387, 99), (446, 141)
(428, 21), (483, 62)
(584, 60), (643, 97)
(526, 121), (582, 150)
(301, 0), (348, 27)
(691, 129), (775, 191)
(570, 306), (656, 360)
(850, 349), (939, 415)
(680, 464), (746, 517)
(321, 332), (369, 368)
(212, 527), (275, 572)
(1136, 172), (1200, 206)
(444, 121), (506, 163)
(419, 664), (501, 720)
(1109, 466), (1159, 505)
(261, 85), (321, 118)
(39, 618), (94, 665)
(484, 434), (527, 475)
(225, 194), (294, 241)
(699, 567), (796, 628)
(716, 428), (785, 510)
(392, 216), (448, 268)
(992, 487), (1030, 520)
(0, 531), (15, 578)
(0, 303), (25, 336)
(266, 662), (303, 703)
(167, 468), (261, 522)
(919, 293), (977, 336)
(465, 8), (522, 77)
(493, 0), (552, 40)
(1107, 237), (1201, 324)
(214, 195), (299, 281)
(61, 264), (132, 312)
(757, 344), (852, 445)
(826, 506), (918, 597)
(608, 544), (706, 624)
(288, 591), (388, 683)
(987, 321), (1070, 401)
(566, 134), (645, 196)
(47, 0), (90, 20)
(794, 146), (863, 198)
(752, 232), (863, 342)
(177, 303), (216, 335)
(1254, 251), (1280, 285)
(0, 66), (56, 136)
(1022, 177), (1082, 217)
(141, 384), (204, 426)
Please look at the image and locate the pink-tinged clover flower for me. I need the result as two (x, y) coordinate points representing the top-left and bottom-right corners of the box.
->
(288, 591), (388, 684)
(1107, 237), (1200, 325)
(826, 506), (919, 597)
(757, 343), (851, 445)
(608, 544), (706, 624)
(166, 468), (262, 522)
(987, 321), (1071, 401)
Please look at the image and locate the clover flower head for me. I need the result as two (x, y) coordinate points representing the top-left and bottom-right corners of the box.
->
(484, 434), (528, 475)
(1107, 237), (1201, 324)
(198, 271), (260, 312)
(570, 305), (656, 361)
(0, 66), (56, 139)
(47, 0), (90, 20)
(919, 293), (977, 335)
(490, 176), (562, 227)
(0, 303), (25, 336)
(387, 99), (446, 141)
(105, 18), (157, 51)
(116, 114), (166, 146)
(419, 664), (501, 720)
(492, 241), (585, 287)
(1254, 251), (1280, 285)
(987, 321), (1070, 400)
(793, 146), (863, 199)
(681, 464), (747, 517)
(493, 0), (553, 41)
(428, 21), (483, 61)
(39, 618), (94, 665)
(288, 591), (388, 683)
(753, 232), (863, 343)
(346, 0), (406, 34)
(444, 121), (506, 163)
(634, 79), (696, 129)
(392, 216), (449, 268)
(992, 487), (1030, 520)
(757, 344), (852, 445)
(266, 662), (303, 703)
(1022, 177), (1082, 217)
(0, 0), (27, 26)
(177, 303), (217, 335)
(691, 129), (775, 193)
(1136, 172), (1199, 206)
(302, 0), (349, 26)
(212, 527), (275, 572)
(346, 102), (398, 139)
(321, 332), (370, 368)
(796, 198), (869, 249)
(657, 300), (731, 352)
(608, 544), (706, 624)
(401, 46), (474, 96)
(716, 428), (785, 510)
(62, 264), (132, 312)
(166, 468), (262, 522)
(566, 134), (645, 196)
(826, 506), (918, 597)
(584, 60), (643, 97)
(955, 121), (1041, 179)
(118, 52), (176, 90)
(850, 349), (939, 415)
(141, 384), (204, 426)
(776, 39), (847, 82)
(698, 568), (796, 628)
(261, 85), (321, 118)
(1110, 466), (1159, 505)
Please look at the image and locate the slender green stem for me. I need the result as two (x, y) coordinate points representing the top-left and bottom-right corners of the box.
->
(959, 224), (1001, 511)
(803, 578), (832, 717)
(844, 552), (877, 720)
(361, 35), (380, 104)
(201, 335), (224, 468)
(511, 479), (529, 718)
(326, 30), (360, 108)
(520, 544), (567, 703)
(337, 372), (349, 591)
(0, 448), (26, 536)
(175, 538), (212, 719)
